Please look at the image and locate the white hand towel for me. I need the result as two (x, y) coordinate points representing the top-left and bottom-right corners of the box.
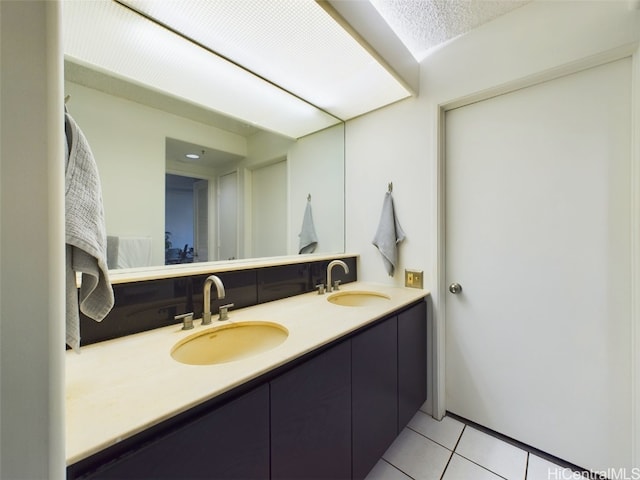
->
(372, 192), (406, 276)
(65, 112), (114, 352)
(298, 202), (318, 254)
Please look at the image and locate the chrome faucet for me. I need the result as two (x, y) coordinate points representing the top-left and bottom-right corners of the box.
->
(326, 260), (349, 293)
(202, 275), (225, 325)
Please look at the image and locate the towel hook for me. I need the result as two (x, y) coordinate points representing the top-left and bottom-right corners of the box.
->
(307, 193), (311, 201)
(388, 182), (393, 193)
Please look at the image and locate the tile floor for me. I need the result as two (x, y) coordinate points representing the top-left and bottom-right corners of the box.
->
(366, 411), (586, 480)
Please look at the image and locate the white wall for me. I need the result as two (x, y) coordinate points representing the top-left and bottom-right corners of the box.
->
(346, 96), (431, 283)
(65, 83), (345, 264)
(346, 0), (640, 286)
(288, 124), (345, 255)
(0, 1), (65, 478)
(345, 0), (639, 460)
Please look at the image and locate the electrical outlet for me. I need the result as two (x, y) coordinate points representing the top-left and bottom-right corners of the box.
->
(404, 269), (424, 289)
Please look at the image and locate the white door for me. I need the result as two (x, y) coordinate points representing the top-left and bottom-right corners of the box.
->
(193, 179), (208, 263)
(218, 171), (238, 261)
(445, 58), (632, 472)
(251, 160), (287, 257)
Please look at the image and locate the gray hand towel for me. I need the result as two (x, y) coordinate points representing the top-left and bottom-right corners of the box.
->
(372, 192), (406, 276)
(65, 112), (114, 352)
(298, 202), (318, 254)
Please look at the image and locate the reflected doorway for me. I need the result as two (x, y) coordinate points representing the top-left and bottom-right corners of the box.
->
(165, 173), (208, 264)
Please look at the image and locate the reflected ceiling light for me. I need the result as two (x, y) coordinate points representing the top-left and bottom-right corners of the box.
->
(63, 0), (413, 137)
(120, 0), (412, 120)
(185, 153), (200, 160)
(62, 0), (340, 138)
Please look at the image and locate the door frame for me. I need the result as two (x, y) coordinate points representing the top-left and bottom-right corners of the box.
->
(216, 169), (240, 261)
(193, 179), (209, 263)
(432, 42), (640, 465)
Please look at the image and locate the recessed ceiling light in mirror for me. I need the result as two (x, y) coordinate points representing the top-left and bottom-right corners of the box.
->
(185, 153), (200, 160)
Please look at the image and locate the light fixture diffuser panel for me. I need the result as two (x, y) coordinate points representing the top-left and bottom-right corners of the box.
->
(122, 0), (412, 120)
(63, 0), (340, 138)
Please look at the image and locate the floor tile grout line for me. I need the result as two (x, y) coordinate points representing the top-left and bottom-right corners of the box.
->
(452, 451), (511, 480)
(451, 423), (465, 452)
(405, 424), (462, 453)
(394, 417), (531, 480)
(438, 449), (455, 480)
(438, 424), (465, 480)
(410, 412), (594, 480)
(452, 424), (518, 480)
(380, 457), (418, 480)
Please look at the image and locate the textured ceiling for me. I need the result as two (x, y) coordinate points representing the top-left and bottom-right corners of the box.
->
(370, 0), (532, 60)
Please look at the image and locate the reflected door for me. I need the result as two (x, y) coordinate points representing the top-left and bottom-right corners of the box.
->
(218, 171), (238, 261)
(251, 160), (287, 257)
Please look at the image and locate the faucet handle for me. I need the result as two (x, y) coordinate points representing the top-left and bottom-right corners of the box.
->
(175, 312), (194, 330)
(316, 283), (326, 295)
(219, 303), (234, 321)
(333, 280), (342, 291)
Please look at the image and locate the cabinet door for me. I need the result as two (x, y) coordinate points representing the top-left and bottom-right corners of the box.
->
(271, 341), (351, 480)
(398, 301), (428, 430)
(352, 317), (398, 480)
(87, 384), (270, 479)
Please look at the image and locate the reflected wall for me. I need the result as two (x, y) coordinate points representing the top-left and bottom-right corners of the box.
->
(64, 79), (344, 268)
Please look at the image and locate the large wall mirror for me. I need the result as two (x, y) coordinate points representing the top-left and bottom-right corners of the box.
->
(63, 37), (345, 271)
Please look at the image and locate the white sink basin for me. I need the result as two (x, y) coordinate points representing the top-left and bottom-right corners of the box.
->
(170, 321), (288, 365)
(327, 290), (391, 307)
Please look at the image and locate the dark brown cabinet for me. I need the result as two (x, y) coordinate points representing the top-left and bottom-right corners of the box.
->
(83, 384), (270, 479)
(352, 316), (398, 479)
(270, 341), (352, 480)
(70, 299), (427, 480)
(398, 301), (428, 431)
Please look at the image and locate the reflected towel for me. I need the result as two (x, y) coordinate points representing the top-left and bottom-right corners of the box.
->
(65, 112), (114, 352)
(372, 192), (406, 276)
(298, 202), (318, 254)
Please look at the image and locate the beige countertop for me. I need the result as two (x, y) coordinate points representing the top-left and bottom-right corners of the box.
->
(66, 281), (428, 465)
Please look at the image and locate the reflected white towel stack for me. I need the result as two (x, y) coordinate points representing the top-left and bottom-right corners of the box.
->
(110, 236), (153, 268)
(372, 192), (406, 276)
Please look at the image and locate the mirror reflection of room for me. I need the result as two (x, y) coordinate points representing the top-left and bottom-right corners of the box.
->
(64, 62), (345, 271)
(163, 138), (290, 265)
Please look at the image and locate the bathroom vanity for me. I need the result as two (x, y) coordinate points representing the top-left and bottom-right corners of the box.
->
(66, 281), (428, 479)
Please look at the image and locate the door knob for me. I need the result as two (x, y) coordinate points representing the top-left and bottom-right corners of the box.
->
(449, 283), (462, 294)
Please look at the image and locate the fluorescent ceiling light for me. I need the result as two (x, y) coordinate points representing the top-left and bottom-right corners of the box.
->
(63, 0), (412, 137)
(63, 0), (339, 138)
(121, 0), (411, 120)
